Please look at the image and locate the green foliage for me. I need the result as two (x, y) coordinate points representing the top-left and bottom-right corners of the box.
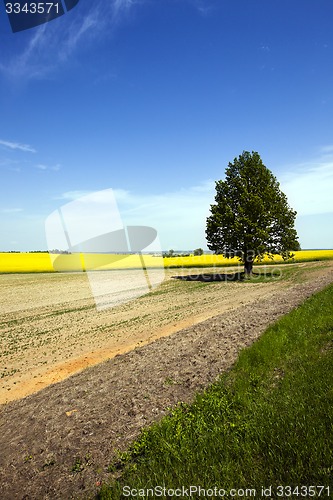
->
(71, 457), (84, 473)
(97, 283), (333, 498)
(163, 249), (191, 258)
(193, 248), (204, 256)
(206, 151), (300, 272)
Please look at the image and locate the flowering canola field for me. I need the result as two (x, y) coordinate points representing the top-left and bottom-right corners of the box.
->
(164, 250), (333, 268)
(0, 250), (333, 273)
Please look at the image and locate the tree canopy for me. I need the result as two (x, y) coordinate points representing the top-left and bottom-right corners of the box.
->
(206, 151), (300, 275)
(194, 248), (204, 256)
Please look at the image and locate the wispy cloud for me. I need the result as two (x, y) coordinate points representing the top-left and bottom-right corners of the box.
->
(1, 0), (218, 81)
(57, 190), (92, 200)
(58, 10), (100, 62)
(0, 0), (144, 81)
(319, 144), (333, 154)
(183, 0), (217, 16)
(113, 0), (139, 19)
(0, 139), (36, 153)
(35, 163), (61, 171)
(1, 208), (24, 213)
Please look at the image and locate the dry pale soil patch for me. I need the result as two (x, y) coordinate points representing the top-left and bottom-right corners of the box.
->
(0, 262), (333, 499)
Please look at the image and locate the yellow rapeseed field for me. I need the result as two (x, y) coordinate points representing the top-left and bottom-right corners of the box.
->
(0, 252), (164, 273)
(0, 252), (54, 273)
(0, 250), (333, 273)
(163, 250), (333, 268)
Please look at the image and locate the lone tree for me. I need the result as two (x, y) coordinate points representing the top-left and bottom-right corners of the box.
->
(194, 247), (204, 256)
(206, 151), (300, 276)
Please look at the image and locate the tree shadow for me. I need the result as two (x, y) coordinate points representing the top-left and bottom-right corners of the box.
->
(172, 271), (273, 282)
(172, 272), (246, 282)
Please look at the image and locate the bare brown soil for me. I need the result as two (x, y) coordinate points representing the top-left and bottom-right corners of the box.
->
(0, 262), (333, 499)
(0, 266), (291, 405)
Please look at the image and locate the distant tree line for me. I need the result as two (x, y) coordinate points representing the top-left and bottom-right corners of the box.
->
(162, 248), (204, 258)
(48, 249), (71, 254)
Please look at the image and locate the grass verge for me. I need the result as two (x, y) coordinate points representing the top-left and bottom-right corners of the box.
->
(97, 283), (333, 499)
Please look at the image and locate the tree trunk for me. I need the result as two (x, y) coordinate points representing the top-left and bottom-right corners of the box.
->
(244, 255), (253, 276)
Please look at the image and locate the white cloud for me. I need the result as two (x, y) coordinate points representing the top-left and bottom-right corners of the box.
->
(54, 181), (215, 250)
(1, 208), (23, 213)
(319, 144), (333, 154)
(58, 190), (92, 200)
(112, 181), (215, 249)
(280, 155), (333, 216)
(0, 139), (36, 153)
(58, 188), (131, 202)
(35, 163), (61, 171)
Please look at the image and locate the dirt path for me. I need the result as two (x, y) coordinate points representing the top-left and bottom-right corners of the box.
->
(0, 262), (333, 499)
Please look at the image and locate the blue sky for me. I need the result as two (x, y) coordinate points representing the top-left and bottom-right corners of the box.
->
(0, 0), (333, 251)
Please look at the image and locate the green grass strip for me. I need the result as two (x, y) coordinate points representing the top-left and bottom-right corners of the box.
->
(98, 283), (333, 499)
